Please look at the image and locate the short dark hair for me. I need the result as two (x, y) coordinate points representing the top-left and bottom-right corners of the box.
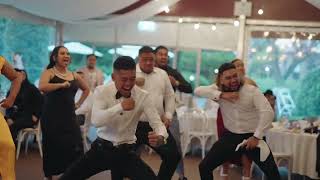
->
(218, 63), (236, 76)
(113, 56), (136, 71)
(86, 54), (97, 59)
(154, 46), (168, 54)
(264, 89), (276, 100)
(216, 63), (236, 87)
(139, 46), (154, 55)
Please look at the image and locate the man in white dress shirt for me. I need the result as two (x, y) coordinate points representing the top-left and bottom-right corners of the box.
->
(60, 56), (168, 180)
(195, 63), (280, 180)
(78, 54), (104, 92)
(113, 46), (180, 180)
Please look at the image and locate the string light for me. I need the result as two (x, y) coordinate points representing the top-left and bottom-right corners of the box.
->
(233, 20), (240, 27)
(194, 23), (200, 30)
(163, 6), (170, 13)
(211, 25), (217, 31)
(265, 66), (270, 72)
(258, 9), (264, 15)
(266, 46), (273, 53)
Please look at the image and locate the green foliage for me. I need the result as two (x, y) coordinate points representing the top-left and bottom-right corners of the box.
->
(95, 46), (114, 76)
(177, 50), (235, 88)
(177, 51), (197, 89)
(0, 17), (54, 94)
(200, 50), (235, 85)
(296, 69), (320, 117)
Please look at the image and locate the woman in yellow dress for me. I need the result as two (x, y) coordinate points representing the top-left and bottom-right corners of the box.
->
(0, 56), (22, 180)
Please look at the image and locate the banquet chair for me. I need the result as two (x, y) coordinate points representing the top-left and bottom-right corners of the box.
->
(16, 120), (42, 159)
(179, 108), (216, 159)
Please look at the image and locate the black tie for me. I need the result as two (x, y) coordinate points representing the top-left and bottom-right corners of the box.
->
(115, 91), (131, 99)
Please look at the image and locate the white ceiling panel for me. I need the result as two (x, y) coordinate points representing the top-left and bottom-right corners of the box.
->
(2, 0), (137, 22)
(306, 0), (320, 9)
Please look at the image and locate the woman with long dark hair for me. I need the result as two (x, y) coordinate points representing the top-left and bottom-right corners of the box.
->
(39, 46), (89, 179)
(0, 56), (22, 180)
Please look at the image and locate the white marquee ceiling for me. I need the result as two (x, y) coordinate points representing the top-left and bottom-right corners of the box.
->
(0, 0), (136, 22)
(0, 0), (180, 26)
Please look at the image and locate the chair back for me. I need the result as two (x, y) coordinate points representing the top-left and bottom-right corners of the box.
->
(179, 108), (213, 134)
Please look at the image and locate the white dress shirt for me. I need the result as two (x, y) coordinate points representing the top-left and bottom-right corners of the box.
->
(91, 82), (168, 146)
(75, 90), (94, 115)
(194, 84), (274, 139)
(78, 67), (104, 92)
(136, 65), (175, 121)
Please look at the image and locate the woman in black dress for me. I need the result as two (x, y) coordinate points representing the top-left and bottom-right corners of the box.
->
(39, 46), (89, 180)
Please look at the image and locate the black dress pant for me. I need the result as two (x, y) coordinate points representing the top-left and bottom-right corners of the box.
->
(59, 138), (157, 180)
(198, 131), (281, 180)
(9, 117), (35, 141)
(112, 121), (181, 180)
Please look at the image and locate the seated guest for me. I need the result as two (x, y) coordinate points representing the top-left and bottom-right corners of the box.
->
(264, 89), (276, 111)
(60, 56), (168, 180)
(195, 63), (280, 180)
(6, 69), (43, 140)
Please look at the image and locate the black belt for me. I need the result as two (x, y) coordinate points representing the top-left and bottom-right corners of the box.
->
(96, 137), (136, 151)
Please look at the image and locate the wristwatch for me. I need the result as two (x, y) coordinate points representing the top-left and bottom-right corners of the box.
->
(175, 80), (180, 86)
(253, 136), (261, 140)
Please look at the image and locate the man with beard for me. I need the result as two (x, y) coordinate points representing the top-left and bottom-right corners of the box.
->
(78, 54), (104, 139)
(79, 54), (104, 92)
(195, 63), (280, 180)
(116, 46), (180, 180)
(154, 45), (192, 180)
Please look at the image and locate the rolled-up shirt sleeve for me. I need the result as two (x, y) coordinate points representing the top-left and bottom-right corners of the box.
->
(194, 84), (222, 101)
(163, 72), (175, 120)
(143, 94), (168, 139)
(91, 88), (123, 128)
(252, 88), (274, 139)
(75, 92), (93, 115)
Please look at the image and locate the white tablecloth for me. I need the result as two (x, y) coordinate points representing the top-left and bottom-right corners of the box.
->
(266, 128), (319, 179)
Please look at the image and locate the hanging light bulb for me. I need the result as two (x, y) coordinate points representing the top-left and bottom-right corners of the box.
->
(233, 20), (240, 27)
(266, 46), (273, 53)
(211, 24), (217, 31)
(297, 51), (303, 58)
(163, 6), (170, 13)
(265, 66), (270, 72)
(258, 9), (264, 15)
(194, 23), (200, 30)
